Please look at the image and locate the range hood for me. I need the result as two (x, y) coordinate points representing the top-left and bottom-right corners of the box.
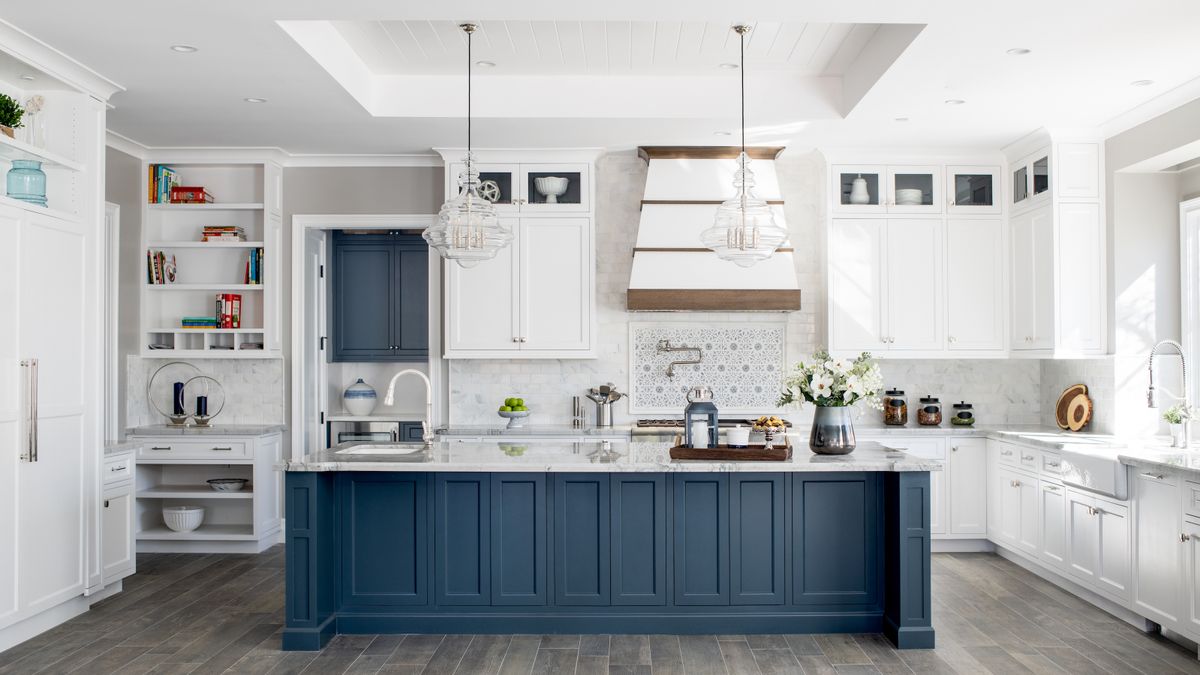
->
(627, 147), (802, 312)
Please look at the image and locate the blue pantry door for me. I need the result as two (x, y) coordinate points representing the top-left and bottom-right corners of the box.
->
(553, 474), (610, 605)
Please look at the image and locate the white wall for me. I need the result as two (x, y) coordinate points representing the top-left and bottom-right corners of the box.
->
(105, 147), (143, 436)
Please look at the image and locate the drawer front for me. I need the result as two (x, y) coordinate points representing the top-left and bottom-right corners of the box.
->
(1186, 481), (1200, 520)
(103, 455), (133, 485)
(995, 442), (1020, 467)
(1041, 452), (1063, 476)
(1018, 446), (1040, 472)
(862, 436), (946, 460)
(138, 439), (250, 460)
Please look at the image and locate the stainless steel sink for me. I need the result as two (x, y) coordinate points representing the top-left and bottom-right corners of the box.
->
(1058, 445), (1128, 499)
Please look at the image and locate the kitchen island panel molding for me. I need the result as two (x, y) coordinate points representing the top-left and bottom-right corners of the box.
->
(283, 467), (933, 650)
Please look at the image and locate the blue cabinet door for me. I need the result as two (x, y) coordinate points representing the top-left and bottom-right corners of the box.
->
(730, 474), (785, 605)
(434, 473), (490, 605)
(554, 474), (610, 606)
(792, 473), (881, 610)
(673, 474), (729, 605)
(331, 239), (395, 361)
(491, 474), (547, 605)
(330, 233), (428, 362)
(394, 241), (429, 359)
(611, 475), (666, 606)
(339, 473), (428, 607)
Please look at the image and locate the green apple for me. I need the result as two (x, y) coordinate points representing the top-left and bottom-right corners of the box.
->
(514, 398), (525, 407)
(513, 405), (527, 412)
(504, 397), (517, 407)
(499, 405), (512, 412)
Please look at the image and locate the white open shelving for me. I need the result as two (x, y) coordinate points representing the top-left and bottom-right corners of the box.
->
(139, 159), (282, 358)
(0, 131), (84, 171)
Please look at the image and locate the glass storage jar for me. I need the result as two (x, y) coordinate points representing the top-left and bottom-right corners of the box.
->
(951, 401), (975, 426)
(883, 389), (908, 426)
(917, 396), (942, 426)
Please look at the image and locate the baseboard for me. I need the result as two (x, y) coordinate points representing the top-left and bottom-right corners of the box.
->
(992, 545), (1155, 631)
(932, 539), (993, 553)
(137, 536), (277, 554)
(0, 596), (90, 654)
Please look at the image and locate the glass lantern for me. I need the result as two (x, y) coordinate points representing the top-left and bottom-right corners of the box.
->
(424, 156), (513, 268)
(700, 153), (789, 268)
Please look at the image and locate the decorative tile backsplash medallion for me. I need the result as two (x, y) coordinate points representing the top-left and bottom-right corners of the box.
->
(630, 323), (786, 414)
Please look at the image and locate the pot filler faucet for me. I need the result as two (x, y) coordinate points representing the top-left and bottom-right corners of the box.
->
(383, 369), (435, 446)
(1148, 339), (1190, 447)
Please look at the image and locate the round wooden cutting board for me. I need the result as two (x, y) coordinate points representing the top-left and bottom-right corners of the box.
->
(1065, 392), (1094, 431)
(1056, 384), (1088, 429)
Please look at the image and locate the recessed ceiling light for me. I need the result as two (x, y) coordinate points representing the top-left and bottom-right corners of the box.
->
(1006, 48), (1031, 56)
(170, 44), (198, 53)
(944, 99), (966, 105)
(718, 63), (739, 70)
(1131, 79), (1155, 87)
(894, 117), (909, 122)
(18, 74), (35, 81)
(244, 97), (267, 103)
(474, 60), (496, 68)
(713, 131), (732, 136)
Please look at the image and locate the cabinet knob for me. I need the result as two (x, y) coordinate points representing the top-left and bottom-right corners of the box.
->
(1010, 480), (1020, 487)
(1183, 533), (1192, 543)
(952, 446), (958, 452)
(512, 337), (519, 343)
(948, 336), (956, 343)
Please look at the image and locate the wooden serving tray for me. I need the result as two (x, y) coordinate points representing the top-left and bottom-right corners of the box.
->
(669, 435), (792, 461)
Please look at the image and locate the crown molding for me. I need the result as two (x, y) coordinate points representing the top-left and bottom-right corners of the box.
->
(0, 18), (124, 100)
(1100, 76), (1200, 140)
(105, 130), (441, 167)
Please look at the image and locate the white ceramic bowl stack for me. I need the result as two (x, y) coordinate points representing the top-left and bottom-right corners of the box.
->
(895, 188), (924, 205)
(163, 505), (205, 532)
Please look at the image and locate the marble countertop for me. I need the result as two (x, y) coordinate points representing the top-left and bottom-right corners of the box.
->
(104, 440), (141, 456)
(129, 424), (286, 437)
(437, 425), (633, 437)
(283, 440), (942, 473)
(327, 412), (425, 422)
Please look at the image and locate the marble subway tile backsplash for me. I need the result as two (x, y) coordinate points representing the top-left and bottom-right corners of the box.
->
(127, 356), (285, 428)
(869, 360), (1043, 428)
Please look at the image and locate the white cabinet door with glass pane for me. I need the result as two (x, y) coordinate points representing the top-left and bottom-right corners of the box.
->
(448, 162), (521, 213)
(947, 166), (1001, 215)
(887, 166), (942, 214)
(519, 164), (590, 213)
(1012, 150), (1051, 212)
(829, 219), (887, 351)
(946, 219), (1005, 351)
(832, 166), (886, 215)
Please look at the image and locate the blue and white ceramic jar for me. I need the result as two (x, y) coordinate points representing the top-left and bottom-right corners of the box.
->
(7, 160), (47, 207)
(343, 378), (378, 416)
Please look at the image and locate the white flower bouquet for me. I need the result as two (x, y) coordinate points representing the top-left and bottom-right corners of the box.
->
(778, 349), (883, 409)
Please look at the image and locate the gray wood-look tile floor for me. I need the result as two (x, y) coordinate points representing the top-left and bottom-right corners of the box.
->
(1, 548), (1198, 674)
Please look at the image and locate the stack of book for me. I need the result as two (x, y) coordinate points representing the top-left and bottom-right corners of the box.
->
(148, 165), (179, 204)
(145, 250), (176, 284)
(181, 316), (218, 329)
(215, 293), (242, 329)
(201, 226), (245, 242)
(245, 248), (264, 284)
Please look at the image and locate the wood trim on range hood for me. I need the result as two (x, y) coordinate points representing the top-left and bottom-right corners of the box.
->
(637, 146), (786, 161)
(627, 289), (802, 312)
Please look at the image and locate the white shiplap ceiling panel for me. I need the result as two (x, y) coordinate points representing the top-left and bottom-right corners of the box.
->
(339, 20), (879, 75)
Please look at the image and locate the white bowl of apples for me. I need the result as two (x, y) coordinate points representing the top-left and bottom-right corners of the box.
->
(498, 397), (531, 428)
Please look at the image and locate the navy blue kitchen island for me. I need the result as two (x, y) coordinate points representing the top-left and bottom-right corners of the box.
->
(282, 441), (936, 651)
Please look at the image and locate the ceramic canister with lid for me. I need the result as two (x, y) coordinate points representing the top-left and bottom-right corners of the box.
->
(343, 378), (378, 416)
(951, 401), (975, 426)
(883, 388), (907, 426)
(917, 396), (942, 426)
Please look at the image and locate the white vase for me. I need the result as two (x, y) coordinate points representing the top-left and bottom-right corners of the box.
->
(1171, 422), (1187, 448)
(343, 378), (378, 416)
(849, 175), (871, 205)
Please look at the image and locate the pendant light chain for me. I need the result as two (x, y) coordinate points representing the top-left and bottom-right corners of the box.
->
(466, 25), (472, 156)
(740, 26), (745, 157)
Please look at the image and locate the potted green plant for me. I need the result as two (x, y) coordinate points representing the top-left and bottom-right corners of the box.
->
(1163, 404), (1191, 448)
(779, 349), (883, 455)
(0, 93), (25, 139)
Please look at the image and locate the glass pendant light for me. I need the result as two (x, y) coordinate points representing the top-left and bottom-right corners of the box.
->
(424, 23), (513, 269)
(700, 24), (789, 268)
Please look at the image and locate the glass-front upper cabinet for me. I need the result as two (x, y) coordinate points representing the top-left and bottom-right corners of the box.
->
(887, 165), (942, 214)
(947, 166), (1001, 215)
(518, 163), (590, 213)
(447, 162), (520, 213)
(1011, 150), (1050, 211)
(833, 165), (885, 214)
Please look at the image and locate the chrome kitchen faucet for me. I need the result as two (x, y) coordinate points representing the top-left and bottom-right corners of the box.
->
(383, 369), (435, 446)
(1148, 339), (1190, 447)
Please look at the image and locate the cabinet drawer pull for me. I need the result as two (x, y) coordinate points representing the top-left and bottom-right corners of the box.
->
(1141, 472), (1166, 480)
(150, 446), (171, 451)
(1001, 450), (1013, 456)
(1010, 480), (1021, 487)
(1044, 484), (1059, 492)
(110, 465), (124, 472)
(1183, 533), (1192, 543)
(212, 446), (234, 452)
(1022, 455), (1035, 461)
(1047, 462), (1060, 468)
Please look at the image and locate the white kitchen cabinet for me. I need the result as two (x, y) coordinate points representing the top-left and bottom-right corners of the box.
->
(947, 166), (1002, 215)
(1133, 471), (1182, 627)
(993, 464), (1038, 555)
(101, 490), (135, 582)
(862, 436), (946, 534)
(946, 219), (1005, 351)
(831, 164), (942, 214)
(829, 219), (887, 352)
(1067, 487), (1130, 602)
(440, 150), (597, 359)
(832, 165), (886, 214)
(1055, 202), (1104, 353)
(1039, 480), (1069, 570)
(1054, 143), (1101, 201)
(1010, 150), (1051, 212)
(948, 439), (987, 535)
(1010, 206), (1055, 350)
(1184, 518), (1200, 638)
(829, 219), (941, 353)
